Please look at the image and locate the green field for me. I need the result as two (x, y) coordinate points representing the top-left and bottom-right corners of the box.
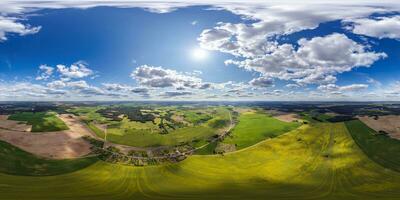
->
(345, 120), (400, 172)
(0, 140), (97, 176)
(104, 125), (216, 147)
(0, 123), (399, 199)
(81, 106), (233, 147)
(223, 112), (300, 149)
(300, 111), (334, 123)
(68, 107), (108, 123)
(8, 112), (69, 132)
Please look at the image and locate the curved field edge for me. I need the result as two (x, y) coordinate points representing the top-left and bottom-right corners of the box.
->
(222, 112), (300, 149)
(0, 123), (400, 199)
(0, 140), (97, 176)
(345, 120), (400, 172)
(8, 112), (69, 132)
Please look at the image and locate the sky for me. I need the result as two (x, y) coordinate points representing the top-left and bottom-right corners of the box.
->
(0, 0), (400, 101)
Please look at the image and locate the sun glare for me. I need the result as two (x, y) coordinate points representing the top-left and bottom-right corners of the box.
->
(192, 48), (208, 60)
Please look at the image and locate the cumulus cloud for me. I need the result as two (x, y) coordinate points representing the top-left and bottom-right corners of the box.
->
(221, 33), (386, 85)
(0, 1), (398, 101)
(263, 89), (284, 96)
(66, 80), (90, 89)
(249, 76), (274, 87)
(197, 3), (392, 88)
(102, 83), (150, 96)
(131, 65), (211, 89)
(346, 16), (400, 39)
(161, 91), (193, 97)
(131, 87), (149, 94)
(0, 16), (41, 41)
(35, 65), (54, 80)
(57, 61), (94, 79)
(318, 83), (368, 92)
(102, 83), (132, 91)
(286, 83), (300, 89)
(0, 82), (66, 100)
(47, 80), (66, 89)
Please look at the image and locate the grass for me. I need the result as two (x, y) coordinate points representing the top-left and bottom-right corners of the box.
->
(8, 112), (69, 132)
(223, 112), (299, 149)
(300, 111), (334, 123)
(345, 120), (400, 172)
(182, 110), (212, 124)
(68, 106), (108, 123)
(207, 118), (229, 129)
(87, 122), (105, 138)
(194, 141), (218, 155)
(103, 126), (216, 147)
(0, 140), (97, 176)
(83, 107), (233, 147)
(0, 123), (399, 199)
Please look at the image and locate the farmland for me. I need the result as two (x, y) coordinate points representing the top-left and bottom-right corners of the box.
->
(0, 102), (400, 199)
(345, 120), (400, 172)
(2, 1), (400, 198)
(222, 111), (300, 149)
(0, 140), (97, 176)
(71, 105), (233, 148)
(8, 112), (69, 132)
(0, 122), (399, 199)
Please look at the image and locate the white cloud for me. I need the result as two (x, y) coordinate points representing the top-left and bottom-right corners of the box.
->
(131, 65), (210, 89)
(102, 83), (150, 96)
(346, 16), (400, 39)
(263, 89), (284, 96)
(0, 82), (66, 100)
(0, 16), (40, 41)
(102, 83), (132, 91)
(249, 76), (274, 87)
(366, 77), (382, 87)
(222, 33), (386, 85)
(0, 1), (399, 101)
(318, 83), (368, 92)
(47, 80), (66, 89)
(66, 80), (90, 89)
(286, 83), (300, 89)
(35, 64), (54, 80)
(130, 87), (149, 95)
(161, 91), (193, 97)
(57, 61), (93, 79)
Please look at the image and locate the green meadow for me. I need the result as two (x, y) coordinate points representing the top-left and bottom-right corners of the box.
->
(345, 120), (400, 172)
(80, 106), (232, 147)
(0, 140), (97, 176)
(1, 123), (399, 199)
(8, 112), (69, 132)
(104, 125), (216, 147)
(223, 112), (300, 149)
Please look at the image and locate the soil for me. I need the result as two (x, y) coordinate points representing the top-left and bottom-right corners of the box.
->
(0, 115), (32, 132)
(274, 113), (300, 122)
(358, 115), (400, 140)
(0, 114), (96, 159)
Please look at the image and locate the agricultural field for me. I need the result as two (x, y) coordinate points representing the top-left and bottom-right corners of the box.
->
(222, 111), (300, 149)
(1, 102), (400, 199)
(0, 122), (400, 199)
(358, 115), (400, 139)
(105, 125), (216, 147)
(0, 140), (97, 176)
(3, 1), (400, 198)
(345, 120), (400, 172)
(8, 112), (68, 132)
(72, 105), (233, 148)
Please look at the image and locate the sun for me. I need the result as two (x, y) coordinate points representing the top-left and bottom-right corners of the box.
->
(191, 48), (208, 60)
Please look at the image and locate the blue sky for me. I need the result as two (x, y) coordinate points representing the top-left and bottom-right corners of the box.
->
(0, 1), (400, 101)
(0, 6), (245, 83)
